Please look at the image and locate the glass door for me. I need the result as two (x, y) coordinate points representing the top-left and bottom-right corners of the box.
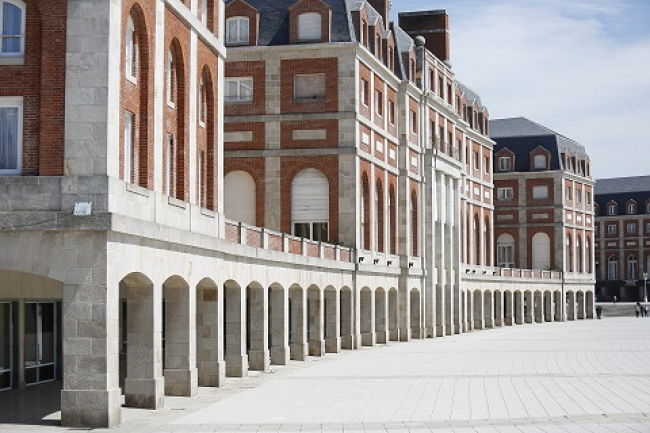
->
(24, 302), (56, 386)
(0, 303), (11, 390)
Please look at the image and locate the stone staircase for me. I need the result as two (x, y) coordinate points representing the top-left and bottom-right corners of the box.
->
(595, 302), (650, 318)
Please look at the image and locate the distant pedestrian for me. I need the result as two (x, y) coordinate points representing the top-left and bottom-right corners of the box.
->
(613, 295), (617, 304)
(644, 306), (648, 318)
(635, 302), (641, 318)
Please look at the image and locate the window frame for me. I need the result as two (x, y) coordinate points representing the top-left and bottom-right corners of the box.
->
(608, 204), (616, 216)
(498, 156), (511, 172)
(124, 110), (135, 184)
(293, 73), (326, 101)
(297, 12), (322, 43)
(375, 89), (383, 117)
(627, 223), (636, 234)
(532, 185), (549, 200)
(224, 77), (253, 103)
(0, 96), (23, 175)
(608, 224), (617, 234)
(0, 0), (26, 59)
(533, 154), (546, 170)
(198, 76), (206, 127)
(628, 203), (636, 214)
(166, 49), (175, 108)
(125, 15), (138, 83)
(497, 187), (513, 201)
(225, 16), (250, 45)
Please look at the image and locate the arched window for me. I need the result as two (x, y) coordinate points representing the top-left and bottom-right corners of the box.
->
(388, 185), (396, 255)
(566, 235), (573, 272)
(166, 49), (176, 107)
(0, 0), (25, 57)
(496, 234), (515, 268)
(199, 76), (206, 126)
(576, 237), (582, 273)
(292, 168), (329, 242)
(198, 66), (215, 210)
(531, 232), (551, 270)
(125, 15), (138, 81)
(411, 191), (418, 257)
(226, 16), (249, 45)
(224, 170), (256, 226)
(607, 256), (618, 280)
(628, 255), (638, 280)
(375, 180), (384, 252)
(298, 12), (321, 42)
(361, 174), (370, 250)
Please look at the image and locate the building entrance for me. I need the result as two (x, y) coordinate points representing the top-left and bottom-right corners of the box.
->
(24, 302), (57, 386)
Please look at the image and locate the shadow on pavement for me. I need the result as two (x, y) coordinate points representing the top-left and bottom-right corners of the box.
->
(0, 381), (61, 426)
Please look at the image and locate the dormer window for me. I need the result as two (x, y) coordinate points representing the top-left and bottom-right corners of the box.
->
(628, 203), (636, 214)
(498, 156), (511, 172)
(298, 12), (321, 42)
(226, 17), (249, 45)
(608, 204), (616, 216)
(1, 0), (25, 57)
(533, 154), (546, 170)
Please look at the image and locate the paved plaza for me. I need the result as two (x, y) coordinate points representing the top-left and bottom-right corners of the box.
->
(2, 317), (650, 432)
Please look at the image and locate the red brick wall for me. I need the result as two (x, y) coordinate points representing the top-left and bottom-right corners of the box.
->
(281, 119), (338, 149)
(0, 1), (66, 176)
(224, 122), (265, 151)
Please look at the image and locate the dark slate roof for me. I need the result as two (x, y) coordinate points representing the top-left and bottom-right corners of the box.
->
(458, 82), (483, 109)
(594, 176), (650, 216)
(489, 117), (588, 172)
(226, 0), (352, 46)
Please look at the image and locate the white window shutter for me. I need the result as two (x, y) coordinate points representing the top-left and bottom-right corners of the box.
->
(291, 168), (329, 223)
(298, 13), (321, 41)
(224, 171), (256, 226)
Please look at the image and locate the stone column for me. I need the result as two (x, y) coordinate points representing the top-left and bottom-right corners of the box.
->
(466, 291), (474, 331)
(163, 282), (198, 397)
(340, 289), (355, 349)
(388, 289), (400, 341)
(566, 291), (576, 321)
(289, 287), (308, 361)
(473, 292), (484, 330)
(123, 283), (164, 409)
(514, 291), (524, 325)
(534, 292), (544, 323)
(324, 289), (341, 353)
(225, 284), (247, 377)
(544, 292), (554, 322)
(504, 292), (514, 326)
(360, 289), (375, 346)
(494, 292), (504, 326)
(308, 288), (325, 356)
(196, 287), (225, 387)
(524, 292), (533, 323)
(247, 285), (270, 371)
(398, 286), (411, 341)
(269, 287), (290, 365)
(577, 292), (586, 320)
(484, 294), (494, 328)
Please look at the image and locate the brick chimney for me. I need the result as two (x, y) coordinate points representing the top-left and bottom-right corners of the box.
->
(398, 10), (450, 63)
(367, 0), (390, 31)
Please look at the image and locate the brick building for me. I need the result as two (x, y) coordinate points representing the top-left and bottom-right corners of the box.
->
(0, 0), (594, 428)
(594, 176), (650, 301)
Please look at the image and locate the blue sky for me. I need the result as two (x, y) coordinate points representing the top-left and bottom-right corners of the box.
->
(392, 0), (650, 179)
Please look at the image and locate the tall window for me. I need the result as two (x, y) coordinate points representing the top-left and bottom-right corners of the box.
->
(566, 236), (573, 272)
(607, 256), (618, 280)
(361, 174), (370, 250)
(224, 170), (256, 225)
(165, 134), (175, 196)
(166, 50), (176, 107)
(200, 0), (208, 23)
(389, 185), (396, 255)
(0, 0), (25, 57)
(198, 150), (205, 207)
(291, 169), (329, 242)
(225, 77), (253, 103)
(531, 232), (551, 270)
(375, 90), (383, 116)
(199, 77), (206, 126)
(0, 97), (22, 175)
(226, 17), (249, 45)
(496, 234), (515, 268)
(124, 111), (135, 183)
(628, 255), (637, 280)
(295, 74), (325, 100)
(411, 191), (418, 257)
(586, 239), (591, 273)
(125, 16), (138, 81)
(297, 12), (321, 42)
(576, 237), (582, 273)
(628, 203), (636, 214)
(375, 181), (384, 252)
(608, 204), (616, 215)
(361, 78), (369, 106)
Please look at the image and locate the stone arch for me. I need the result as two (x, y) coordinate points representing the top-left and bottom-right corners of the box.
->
(307, 284), (324, 356)
(165, 38), (188, 200)
(340, 286), (354, 349)
(291, 168), (330, 242)
(246, 281), (269, 371)
(289, 284), (307, 360)
(268, 282), (289, 365)
(162, 275), (196, 397)
(119, 272), (162, 409)
(360, 287), (374, 346)
(324, 285), (340, 353)
(388, 287), (399, 341)
(375, 287), (388, 344)
(224, 279), (247, 377)
(196, 277), (222, 387)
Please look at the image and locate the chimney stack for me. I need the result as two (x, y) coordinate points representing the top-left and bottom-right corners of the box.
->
(398, 10), (450, 62)
(367, 0), (390, 31)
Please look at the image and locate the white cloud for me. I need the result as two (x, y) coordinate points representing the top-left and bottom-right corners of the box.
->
(394, 0), (650, 178)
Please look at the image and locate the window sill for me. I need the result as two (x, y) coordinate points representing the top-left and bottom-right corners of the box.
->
(167, 100), (175, 110)
(0, 56), (24, 66)
(126, 182), (150, 197)
(225, 100), (253, 104)
(125, 74), (137, 85)
(199, 121), (206, 129)
(294, 98), (326, 103)
(168, 196), (187, 209)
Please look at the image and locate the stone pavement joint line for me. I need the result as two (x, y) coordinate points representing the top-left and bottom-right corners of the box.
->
(1, 318), (650, 432)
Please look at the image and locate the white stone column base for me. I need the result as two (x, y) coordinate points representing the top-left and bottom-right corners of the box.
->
(389, 329), (400, 342)
(61, 388), (122, 428)
(325, 336), (341, 353)
(361, 332), (375, 346)
(164, 368), (198, 397)
(198, 360), (226, 387)
(290, 342), (308, 361)
(248, 349), (270, 371)
(270, 346), (290, 365)
(340, 334), (355, 350)
(309, 339), (325, 356)
(124, 377), (165, 409)
(225, 354), (249, 377)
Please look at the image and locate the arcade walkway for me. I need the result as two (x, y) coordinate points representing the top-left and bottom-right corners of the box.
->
(2, 318), (649, 432)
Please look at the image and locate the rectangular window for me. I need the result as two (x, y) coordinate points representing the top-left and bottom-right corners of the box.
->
(586, 192), (591, 205)
(225, 77), (253, 103)
(498, 157), (511, 171)
(0, 97), (22, 175)
(576, 190), (582, 204)
(473, 151), (479, 170)
(410, 111), (417, 134)
(628, 204), (635, 214)
(497, 187), (513, 201)
(375, 89), (383, 116)
(124, 111), (135, 184)
(484, 156), (489, 174)
(1, 1), (25, 57)
(388, 100), (395, 125)
(361, 79), (369, 106)
(627, 223), (636, 234)
(565, 186), (572, 201)
(294, 73), (326, 100)
(532, 185), (548, 200)
(608, 260), (617, 280)
(608, 224), (617, 234)
(608, 205), (616, 215)
(497, 245), (514, 268)
(226, 17), (249, 45)
(646, 222), (650, 233)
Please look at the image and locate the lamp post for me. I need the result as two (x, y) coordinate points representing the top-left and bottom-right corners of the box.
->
(644, 272), (648, 303)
